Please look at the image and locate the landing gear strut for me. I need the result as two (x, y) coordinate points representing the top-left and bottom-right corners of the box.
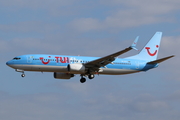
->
(16, 69), (25, 78)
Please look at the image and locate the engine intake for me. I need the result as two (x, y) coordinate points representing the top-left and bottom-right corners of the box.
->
(67, 63), (85, 73)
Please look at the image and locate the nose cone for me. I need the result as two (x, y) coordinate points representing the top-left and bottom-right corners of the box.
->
(6, 60), (15, 69)
(6, 60), (13, 67)
(6, 61), (10, 66)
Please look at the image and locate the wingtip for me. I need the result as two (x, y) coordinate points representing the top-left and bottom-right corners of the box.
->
(130, 36), (139, 50)
(156, 31), (163, 35)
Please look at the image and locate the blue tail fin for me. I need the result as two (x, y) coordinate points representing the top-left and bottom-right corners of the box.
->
(127, 32), (162, 61)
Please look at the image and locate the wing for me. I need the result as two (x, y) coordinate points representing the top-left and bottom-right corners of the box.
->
(84, 37), (139, 71)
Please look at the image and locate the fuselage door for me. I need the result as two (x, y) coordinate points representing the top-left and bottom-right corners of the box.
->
(135, 61), (139, 69)
(27, 56), (33, 63)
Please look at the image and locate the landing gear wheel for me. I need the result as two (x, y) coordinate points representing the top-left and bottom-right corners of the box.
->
(80, 78), (86, 83)
(21, 74), (25, 77)
(88, 74), (95, 79)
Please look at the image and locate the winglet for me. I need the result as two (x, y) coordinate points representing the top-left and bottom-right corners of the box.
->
(130, 36), (139, 50)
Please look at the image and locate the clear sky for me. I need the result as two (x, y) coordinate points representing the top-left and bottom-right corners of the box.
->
(0, 0), (180, 120)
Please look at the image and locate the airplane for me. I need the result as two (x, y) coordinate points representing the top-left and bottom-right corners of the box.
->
(6, 32), (174, 83)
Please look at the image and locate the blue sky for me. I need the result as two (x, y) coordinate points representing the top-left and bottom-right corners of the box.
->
(0, 0), (180, 120)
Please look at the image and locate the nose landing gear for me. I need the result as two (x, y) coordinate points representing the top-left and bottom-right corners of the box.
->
(16, 69), (25, 78)
(21, 73), (25, 77)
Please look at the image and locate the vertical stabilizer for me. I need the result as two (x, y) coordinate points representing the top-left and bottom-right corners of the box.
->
(127, 32), (162, 61)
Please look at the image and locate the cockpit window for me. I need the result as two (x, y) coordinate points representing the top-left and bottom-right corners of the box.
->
(13, 57), (21, 60)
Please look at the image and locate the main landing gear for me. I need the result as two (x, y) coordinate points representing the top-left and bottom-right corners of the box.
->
(80, 74), (95, 83)
(80, 77), (86, 83)
(88, 74), (95, 79)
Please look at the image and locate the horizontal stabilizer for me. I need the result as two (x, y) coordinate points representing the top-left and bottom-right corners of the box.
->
(147, 55), (175, 64)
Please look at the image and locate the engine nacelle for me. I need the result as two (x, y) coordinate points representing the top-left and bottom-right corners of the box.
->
(67, 63), (86, 73)
(54, 72), (74, 79)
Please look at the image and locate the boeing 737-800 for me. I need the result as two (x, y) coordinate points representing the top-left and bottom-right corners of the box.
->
(6, 32), (174, 83)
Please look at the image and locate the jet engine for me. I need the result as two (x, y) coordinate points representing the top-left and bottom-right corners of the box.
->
(54, 72), (74, 79)
(67, 63), (86, 73)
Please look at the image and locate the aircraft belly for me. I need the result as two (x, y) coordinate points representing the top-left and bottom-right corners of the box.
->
(28, 65), (85, 74)
(7, 64), (29, 70)
(9, 64), (139, 75)
(99, 68), (139, 75)
(9, 64), (68, 72)
(30, 65), (67, 72)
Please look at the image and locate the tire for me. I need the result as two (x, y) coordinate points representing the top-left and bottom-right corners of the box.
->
(88, 74), (95, 79)
(80, 78), (86, 83)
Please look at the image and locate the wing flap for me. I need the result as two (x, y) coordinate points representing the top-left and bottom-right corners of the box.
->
(85, 47), (132, 68)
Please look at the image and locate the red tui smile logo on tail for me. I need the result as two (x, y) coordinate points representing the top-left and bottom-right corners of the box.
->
(145, 45), (159, 56)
